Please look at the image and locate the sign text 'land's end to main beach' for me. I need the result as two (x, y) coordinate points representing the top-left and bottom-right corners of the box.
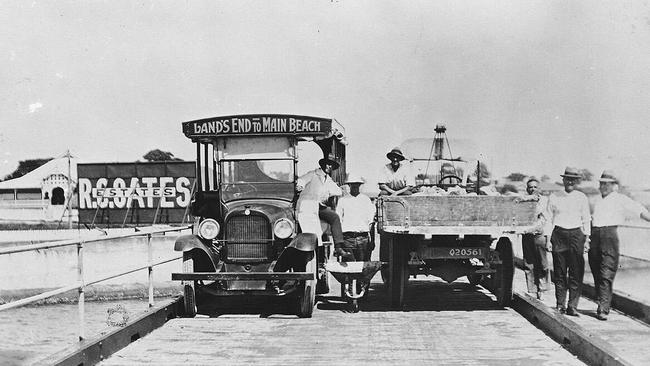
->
(183, 115), (332, 137)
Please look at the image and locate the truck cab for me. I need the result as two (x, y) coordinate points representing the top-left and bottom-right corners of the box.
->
(172, 114), (346, 318)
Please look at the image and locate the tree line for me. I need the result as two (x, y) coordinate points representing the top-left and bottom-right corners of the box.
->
(1, 149), (182, 182)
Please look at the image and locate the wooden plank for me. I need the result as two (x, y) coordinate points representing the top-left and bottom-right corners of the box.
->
(380, 196), (537, 228)
(43, 298), (181, 366)
(381, 225), (536, 235)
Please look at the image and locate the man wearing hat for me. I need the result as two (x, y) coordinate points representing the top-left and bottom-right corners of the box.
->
(295, 153), (345, 248)
(589, 170), (650, 320)
(547, 167), (591, 317)
(379, 147), (415, 196)
(336, 173), (376, 262)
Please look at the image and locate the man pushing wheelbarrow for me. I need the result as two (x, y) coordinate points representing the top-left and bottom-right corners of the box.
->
(325, 173), (382, 312)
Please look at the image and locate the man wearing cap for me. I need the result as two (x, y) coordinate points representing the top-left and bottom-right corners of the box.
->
(379, 147), (415, 196)
(521, 178), (551, 300)
(296, 153), (344, 248)
(336, 174), (376, 262)
(547, 167), (591, 317)
(589, 170), (650, 320)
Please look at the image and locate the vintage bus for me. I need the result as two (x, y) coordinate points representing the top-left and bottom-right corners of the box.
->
(172, 114), (346, 318)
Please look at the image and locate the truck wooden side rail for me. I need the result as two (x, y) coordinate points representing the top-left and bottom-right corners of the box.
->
(377, 195), (538, 309)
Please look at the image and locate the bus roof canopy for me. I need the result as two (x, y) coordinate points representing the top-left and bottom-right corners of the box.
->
(182, 114), (334, 139)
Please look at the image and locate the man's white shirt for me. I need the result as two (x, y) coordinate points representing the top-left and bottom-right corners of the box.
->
(296, 167), (342, 237)
(547, 190), (591, 235)
(336, 194), (375, 232)
(380, 162), (414, 190)
(592, 192), (648, 227)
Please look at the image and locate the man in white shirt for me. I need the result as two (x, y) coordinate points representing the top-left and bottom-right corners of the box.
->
(273, 154), (343, 294)
(379, 147), (415, 196)
(547, 167), (591, 317)
(589, 170), (650, 320)
(336, 174), (376, 262)
(521, 178), (551, 300)
(296, 153), (344, 247)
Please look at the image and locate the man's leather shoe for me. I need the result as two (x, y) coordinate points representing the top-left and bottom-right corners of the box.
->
(565, 307), (580, 317)
(556, 306), (566, 314)
(596, 312), (608, 321)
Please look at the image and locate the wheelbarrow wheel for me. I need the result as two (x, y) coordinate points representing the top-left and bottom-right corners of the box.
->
(297, 250), (317, 318)
(468, 274), (482, 286)
(181, 252), (197, 318)
(351, 299), (360, 313)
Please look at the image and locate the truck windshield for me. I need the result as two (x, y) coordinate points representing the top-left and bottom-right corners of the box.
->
(220, 159), (294, 201)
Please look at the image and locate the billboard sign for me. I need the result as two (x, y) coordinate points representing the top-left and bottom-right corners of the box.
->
(77, 161), (195, 226)
(182, 114), (332, 138)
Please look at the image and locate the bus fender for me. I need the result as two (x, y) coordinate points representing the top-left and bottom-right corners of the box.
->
(174, 234), (207, 252)
(287, 233), (319, 252)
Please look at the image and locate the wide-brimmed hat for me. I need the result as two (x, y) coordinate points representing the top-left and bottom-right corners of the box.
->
(560, 167), (582, 179)
(318, 153), (340, 170)
(387, 147), (406, 161)
(598, 170), (618, 183)
(345, 173), (365, 185)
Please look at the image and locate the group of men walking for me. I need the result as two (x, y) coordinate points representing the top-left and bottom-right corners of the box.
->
(522, 167), (650, 321)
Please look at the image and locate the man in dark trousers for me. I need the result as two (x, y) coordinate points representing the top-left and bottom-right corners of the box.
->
(521, 178), (551, 300)
(336, 173), (376, 262)
(589, 170), (650, 320)
(547, 167), (591, 317)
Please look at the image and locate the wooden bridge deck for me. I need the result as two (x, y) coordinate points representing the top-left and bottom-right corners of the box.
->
(100, 277), (586, 366)
(87, 242), (650, 366)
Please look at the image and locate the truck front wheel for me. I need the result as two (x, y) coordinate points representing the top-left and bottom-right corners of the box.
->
(493, 238), (514, 307)
(388, 234), (409, 310)
(380, 233), (390, 285)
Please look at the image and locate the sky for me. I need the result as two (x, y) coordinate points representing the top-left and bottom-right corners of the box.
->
(2, 1), (650, 189)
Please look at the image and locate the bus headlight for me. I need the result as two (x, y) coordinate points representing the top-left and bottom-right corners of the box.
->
(198, 219), (220, 240)
(273, 218), (294, 239)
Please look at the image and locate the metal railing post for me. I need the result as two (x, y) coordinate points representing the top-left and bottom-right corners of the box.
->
(77, 241), (85, 341)
(148, 233), (154, 307)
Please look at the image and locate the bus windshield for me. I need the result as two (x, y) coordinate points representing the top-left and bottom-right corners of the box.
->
(220, 159), (294, 201)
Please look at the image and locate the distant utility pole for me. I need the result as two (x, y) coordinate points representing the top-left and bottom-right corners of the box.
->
(66, 149), (72, 229)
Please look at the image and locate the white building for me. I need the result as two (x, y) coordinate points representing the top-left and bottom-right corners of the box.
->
(0, 154), (78, 222)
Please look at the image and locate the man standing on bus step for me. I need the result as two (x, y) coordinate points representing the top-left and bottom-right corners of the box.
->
(379, 147), (416, 196)
(547, 167), (591, 317)
(520, 178), (551, 300)
(335, 173), (376, 262)
(296, 153), (344, 248)
(273, 154), (344, 294)
(589, 170), (650, 320)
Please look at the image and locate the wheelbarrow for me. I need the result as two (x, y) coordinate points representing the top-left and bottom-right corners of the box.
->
(324, 260), (383, 312)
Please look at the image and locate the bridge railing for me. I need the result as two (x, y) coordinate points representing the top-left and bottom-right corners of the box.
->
(0, 225), (190, 341)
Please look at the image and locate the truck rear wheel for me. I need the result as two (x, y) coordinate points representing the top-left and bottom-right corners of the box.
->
(181, 252), (197, 318)
(388, 234), (409, 310)
(493, 238), (514, 307)
(297, 251), (317, 318)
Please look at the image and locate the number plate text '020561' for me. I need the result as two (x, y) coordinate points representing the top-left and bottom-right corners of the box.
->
(428, 247), (485, 259)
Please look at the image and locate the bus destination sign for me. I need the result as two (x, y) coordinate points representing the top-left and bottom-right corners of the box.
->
(183, 114), (332, 138)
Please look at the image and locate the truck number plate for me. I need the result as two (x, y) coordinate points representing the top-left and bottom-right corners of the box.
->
(433, 247), (484, 258)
